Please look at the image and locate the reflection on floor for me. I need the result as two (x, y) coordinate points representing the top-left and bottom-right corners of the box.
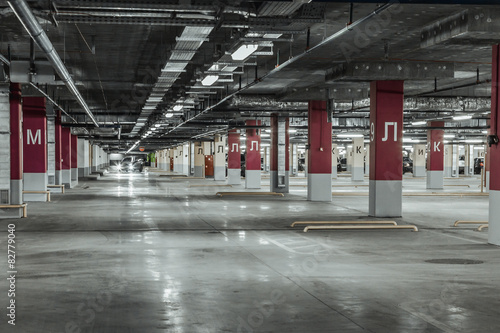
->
(0, 168), (496, 333)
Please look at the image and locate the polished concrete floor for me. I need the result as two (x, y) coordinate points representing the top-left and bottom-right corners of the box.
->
(0, 168), (498, 332)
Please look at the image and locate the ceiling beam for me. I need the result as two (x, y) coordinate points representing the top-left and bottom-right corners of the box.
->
(326, 61), (455, 82)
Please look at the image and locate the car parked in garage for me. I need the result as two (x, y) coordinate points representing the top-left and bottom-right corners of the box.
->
(118, 157), (144, 173)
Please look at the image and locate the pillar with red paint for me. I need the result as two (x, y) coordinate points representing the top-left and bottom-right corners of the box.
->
(369, 81), (404, 217)
(307, 101), (332, 202)
(61, 127), (72, 188)
(227, 129), (241, 185)
(23, 97), (48, 202)
(71, 134), (78, 186)
(489, 44), (500, 245)
(54, 110), (62, 185)
(245, 120), (261, 189)
(270, 115), (289, 193)
(9, 83), (23, 207)
(426, 121), (444, 189)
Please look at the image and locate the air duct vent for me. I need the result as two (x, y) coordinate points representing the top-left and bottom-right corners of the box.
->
(0, 189), (9, 204)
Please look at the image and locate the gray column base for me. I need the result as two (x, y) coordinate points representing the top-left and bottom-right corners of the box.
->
(486, 171), (490, 192)
(47, 173), (55, 185)
(444, 167), (452, 177)
(214, 166), (225, 181)
(369, 180), (402, 217)
(365, 164), (370, 176)
(489, 190), (500, 245)
(427, 170), (444, 189)
(194, 165), (204, 178)
(0, 207), (23, 219)
(62, 169), (72, 188)
(71, 168), (78, 181)
(352, 167), (364, 181)
(307, 173), (332, 202)
(91, 166), (97, 173)
(182, 164), (189, 176)
(331, 167), (337, 179)
(245, 170), (261, 189)
(270, 170), (289, 193)
(10, 179), (23, 205)
(413, 165), (426, 177)
(78, 167), (85, 178)
(23, 173), (48, 202)
(55, 170), (62, 185)
(228, 169), (241, 185)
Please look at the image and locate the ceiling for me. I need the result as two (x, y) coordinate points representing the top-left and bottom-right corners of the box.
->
(0, 0), (497, 152)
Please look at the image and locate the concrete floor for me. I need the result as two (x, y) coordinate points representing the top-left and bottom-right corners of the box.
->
(1, 169), (499, 333)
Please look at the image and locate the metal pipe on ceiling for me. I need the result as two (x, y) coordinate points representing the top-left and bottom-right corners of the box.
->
(7, 0), (99, 127)
(0, 54), (10, 65)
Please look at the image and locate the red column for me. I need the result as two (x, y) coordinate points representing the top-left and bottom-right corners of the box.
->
(245, 120), (261, 189)
(227, 129), (241, 185)
(23, 97), (48, 201)
(71, 134), (78, 183)
(9, 83), (23, 205)
(61, 127), (71, 187)
(54, 110), (62, 184)
(270, 115), (289, 193)
(23, 97), (47, 174)
(488, 44), (500, 244)
(426, 121), (444, 189)
(369, 81), (404, 217)
(307, 101), (332, 201)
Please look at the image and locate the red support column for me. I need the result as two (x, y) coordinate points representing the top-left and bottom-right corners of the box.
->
(61, 127), (72, 188)
(245, 120), (261, 189)
(227, 129), (241, 185)
(9, 83), (23, 205)
(54, 110), (62, 185)
(71, 134), (78, 185)
(489, 44), (500, 244)
(23, 97), (48, 202)
(270, 115), (289, 193)
(426, 121), (444, 189)
(369, 81), (404, 217)
(307, 101), (332, 201)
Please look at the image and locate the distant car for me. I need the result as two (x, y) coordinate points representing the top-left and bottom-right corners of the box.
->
(339, 158), (347, 172)
(403, 156), (413, 174)
(474, 158), (484, 175)
(459, 155), (465, 174)
(119, 157), (144, 173)
(298, 157), (305, 171)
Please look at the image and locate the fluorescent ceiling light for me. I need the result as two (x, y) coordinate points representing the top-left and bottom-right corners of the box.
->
(465, 139), (483, 143)
(412, 121), (426, 126)
(201, 75), (219, 86)
(173, 105), (183, 111)
(208, 64), (219, 71)
(165, 113), (174, 118)
(336, 133), (364, 138)
(453, 115), (472, 121)
(444, 134), (455, 138)
(289, 129), (297, 133)
(155, 124), (161, 128)
(231, 44), (258, 61)
(403, 138), (420, 143)
(482, 130), (488, 134)
(260, 134), (270, 137)
(263, 33), (282, 39)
